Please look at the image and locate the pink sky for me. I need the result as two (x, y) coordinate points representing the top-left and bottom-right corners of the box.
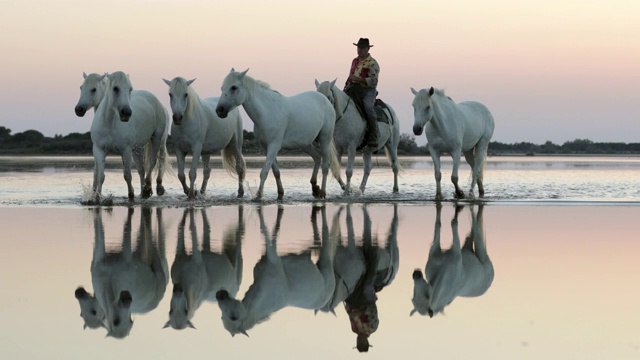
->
(1, 0), (639, 144)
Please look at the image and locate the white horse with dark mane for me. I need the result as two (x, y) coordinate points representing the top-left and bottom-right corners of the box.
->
(411, 204), (494, 317)
(84, 71), (170, 203)
(164, 207), (244, 330)
(315, 79), (401, 194)
(215, 206), (336, 336)
(215, 69), (341, 201)
(75, 208), (169, 338)
(411, 87), (495, 199)
(163, 77), (246, 200)
(75, 72), (108, 117)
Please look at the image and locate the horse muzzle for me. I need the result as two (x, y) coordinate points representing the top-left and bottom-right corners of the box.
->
(216, 290), (230, 301)
(119, 107), (132, 122)
(215, 106), (228, 119)
(75, 287), (88, 299)
(413, 125), (423, 136)
(412, 269), (423, 280)
(75, 105), (87, 117)
(172, 113), (183, 125)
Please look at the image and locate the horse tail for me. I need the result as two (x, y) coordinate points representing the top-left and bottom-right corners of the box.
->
(328, 140), (343, 184)
(144, 139), (174, 179)
(221, 145), (243, 180)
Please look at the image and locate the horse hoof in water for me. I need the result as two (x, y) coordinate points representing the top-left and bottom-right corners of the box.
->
(142, 186), (153, 199)
(156, 185), (165, 196)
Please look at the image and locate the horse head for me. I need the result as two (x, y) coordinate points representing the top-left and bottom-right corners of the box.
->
(215, 289), (250, 337)
(107, 71), (133, 122)
(105, 290), (134, 339)
(216, 68), (249, 118)
(74, 286), (106, 329)
(164, 283), (196, 330)
(410, 269), (435, 317)
(163, 77), (196, 125)
(314, 79), (338, 105)
(75, 72), (107, 117)
(410, 87), (435, 136)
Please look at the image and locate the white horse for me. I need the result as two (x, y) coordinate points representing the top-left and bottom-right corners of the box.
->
(411, 204), (494, 317)
(315, 79), (401, 194)
(411, 87), (495, 199)
(320, 204), (399, 314)
(215, 206), (336, 336)
(89, 71), (170, 203)
(75, 72), (108, 117)
(164, 207), (244, 330)
(75, 208), (169, 338)
(215, 69), (341, 200)
(163, 77), (246, 200)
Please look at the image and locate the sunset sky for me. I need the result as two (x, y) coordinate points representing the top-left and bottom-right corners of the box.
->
(1, 0), (638, 145)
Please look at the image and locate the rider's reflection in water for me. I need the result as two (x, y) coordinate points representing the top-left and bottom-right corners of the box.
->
(329, 204), (399, 353)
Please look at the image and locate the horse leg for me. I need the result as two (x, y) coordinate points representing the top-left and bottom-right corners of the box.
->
(175, 148), (189, 196)
(132, 147), (148, 199)
(336, 153), (347, 191)
(463, 149), (477, 198)
(272, 160), (284, 201)
(233, 143), (246, 198)
(450, 150), (465, 199)
(360, 150), (372, 193)
(430, 149), (443, 200)
(474, 142), (490, 197)
(155, 143), (167, 196)
(92, 145), (107, 203)
(143, 141), (161, 199)
(387, 141), (400, 193)
(188, 144), (203, 201)
(319, 141), (332, 199)
(302, 145), (322, 197)
(255, 146), (278, 201)
(121, 149), (136, 202)
(200, 154), (211, 196)
(316, 206), (337, 301)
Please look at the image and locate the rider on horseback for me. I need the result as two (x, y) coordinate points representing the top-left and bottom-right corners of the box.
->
(344, 38), (380, 149)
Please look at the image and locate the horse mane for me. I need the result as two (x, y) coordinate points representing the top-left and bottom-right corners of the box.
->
(331, 83), (349, 117)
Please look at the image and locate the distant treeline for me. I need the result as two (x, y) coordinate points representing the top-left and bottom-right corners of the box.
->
(0, 126), (639, 156)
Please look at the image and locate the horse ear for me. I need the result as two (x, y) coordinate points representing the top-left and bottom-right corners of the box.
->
(83, 72), (88, 79)
(187, 321), (196, 329)
(163, 321), (171, 329)
(429, 87), (435, 96)
(238, 69), (249, 79)
(162, 79), (171, 86)
(314, 79), (320, 88)
(411, 87), (418, 95)
(330, 78), (337, 87)
(83, 324), (88, 330)
(240, 330), (249, 337)
(230, 67), (235, 72)
(187, 78), (196, 86)
(410, 308), (417, 317)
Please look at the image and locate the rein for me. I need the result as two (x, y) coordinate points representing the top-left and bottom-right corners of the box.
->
(335, 96), (351, 123)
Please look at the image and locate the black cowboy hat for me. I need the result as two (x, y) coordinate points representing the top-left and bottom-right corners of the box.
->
(353, 38), (373, 48)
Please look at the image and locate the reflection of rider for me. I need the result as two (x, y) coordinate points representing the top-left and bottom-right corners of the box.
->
(344, 37), (380, 149)
(344, 206), (396, 353)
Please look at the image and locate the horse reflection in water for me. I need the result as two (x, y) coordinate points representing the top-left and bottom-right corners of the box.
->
(321, 205), (400, 312)
(319, 204), (399, 352)
(411, 204), (494, 318)
(165, 207), (244, 330)
(216, 206), (336, 336)
(74, 208), (169, 338)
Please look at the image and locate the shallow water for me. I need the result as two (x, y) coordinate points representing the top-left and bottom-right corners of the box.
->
(0, 156), (639, 359)
(0, 155), (639, 206)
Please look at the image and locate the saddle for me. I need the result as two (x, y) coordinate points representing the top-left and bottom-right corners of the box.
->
(344, 85), (393, 126)
(344, 85), (393, 150)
